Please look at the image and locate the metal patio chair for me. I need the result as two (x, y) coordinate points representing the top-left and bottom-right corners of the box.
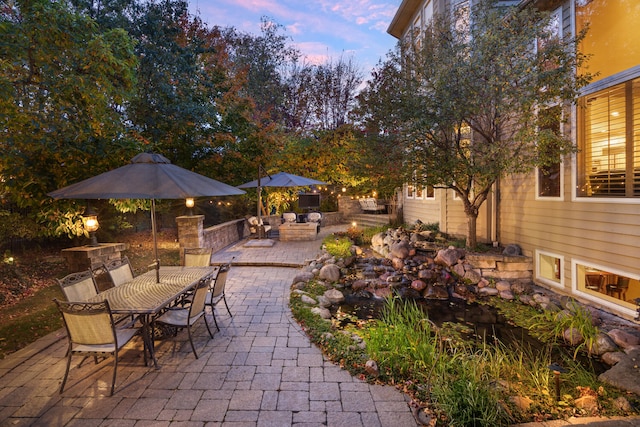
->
(153, 279), (214, 359)
(55, 299), (142, 396)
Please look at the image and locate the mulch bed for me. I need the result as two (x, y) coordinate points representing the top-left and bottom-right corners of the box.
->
(0, 229), (179, 310)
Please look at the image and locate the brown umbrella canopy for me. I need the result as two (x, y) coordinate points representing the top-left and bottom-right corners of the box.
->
(48, 153), (245, 281)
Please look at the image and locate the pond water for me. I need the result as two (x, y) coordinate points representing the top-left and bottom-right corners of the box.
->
(337, 295), (608, 375)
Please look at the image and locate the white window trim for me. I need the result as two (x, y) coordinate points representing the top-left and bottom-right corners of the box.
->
(405, 183), (415, 199)
(571, 258), (638, 318)
(535, 162), (564, 201)
(424, 185), (436, 200)
(535, 249), (564, 289)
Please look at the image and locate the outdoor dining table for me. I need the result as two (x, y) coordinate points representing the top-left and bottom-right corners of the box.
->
(86, 266), (218, 368)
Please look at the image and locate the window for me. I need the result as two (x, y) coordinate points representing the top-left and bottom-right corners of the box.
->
(536, 106), (563, 199)
(536, 250), (563, 288)
(537, 7), (561, 53)
(576, 0), (640, 82)
(577, 78), (640, 198)
(574, 261), (638, 314)
(406, 183), (415, 199)
(425, 185), (435, 199)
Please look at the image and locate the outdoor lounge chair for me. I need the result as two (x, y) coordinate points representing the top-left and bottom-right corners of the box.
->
(282, 212), (297, 223)
(307, 211), (322, 231)
(206, 261), (233, 330)
(55, 299), (142, 396)
(153, 278), (214, 359)
(58, 270), (99, 302)
(247, 216), (272, 238)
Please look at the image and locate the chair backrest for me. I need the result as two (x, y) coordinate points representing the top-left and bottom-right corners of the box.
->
(307, 212), (322, 223)
(105, 256), (135, 287)
(617, 276), (630, 289)
(585, 274), (604, 288)
(211, 263), (231, 298)
(58, 270), (99, 301)
(189, 279), (210, 319)
(55, 299), (116, 347)
(184, 248), (212, 267)
(282, 212), (297, 223)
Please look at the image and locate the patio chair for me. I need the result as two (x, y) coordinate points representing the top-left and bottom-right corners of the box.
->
(307, 211), (322, 232)
(206, 261), (233, 331)
(282, 212), (297, 223)
(104, 256), (135, 287)
(183, 247), (212, 267)
(58, 270), (99, 302)
(54, 299), (142, 396)
(153, 279), (214, 359)
(247, 216), (272, 238)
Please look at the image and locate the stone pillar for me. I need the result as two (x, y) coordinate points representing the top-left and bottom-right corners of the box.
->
(62, 243), (129, 272)
(176, 215), (205, 263)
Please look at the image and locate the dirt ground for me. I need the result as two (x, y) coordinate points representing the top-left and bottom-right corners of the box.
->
(0, 229), (179, 310)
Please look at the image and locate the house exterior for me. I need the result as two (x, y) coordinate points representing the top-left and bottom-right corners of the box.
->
(388, 0), (640, 320)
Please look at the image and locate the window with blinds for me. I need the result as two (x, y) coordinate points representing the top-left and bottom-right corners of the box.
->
(577, 77), (640, 197)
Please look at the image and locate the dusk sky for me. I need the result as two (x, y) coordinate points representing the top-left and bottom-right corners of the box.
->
(188, 0), (400, 76)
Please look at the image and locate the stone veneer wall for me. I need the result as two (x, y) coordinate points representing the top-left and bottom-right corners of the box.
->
(465, 253), (533, 283)
(177, 212), (345, 259)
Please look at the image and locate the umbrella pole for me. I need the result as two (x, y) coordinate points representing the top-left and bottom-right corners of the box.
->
(257, 170), (263, 239)
(151, 199), (160, 283)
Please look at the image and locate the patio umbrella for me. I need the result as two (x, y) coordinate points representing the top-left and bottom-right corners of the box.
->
(238, 171), (326, 236)
(48, 152), (245, 282)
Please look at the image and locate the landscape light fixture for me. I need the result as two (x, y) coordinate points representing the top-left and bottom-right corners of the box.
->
(83, 205), (100, 247)
(548, 363), (566, 402)
(185, 197), (195, 215)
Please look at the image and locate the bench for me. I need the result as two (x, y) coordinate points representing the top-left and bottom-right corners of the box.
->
(279, 222), (318, 241)
(358, 198), (385, 213)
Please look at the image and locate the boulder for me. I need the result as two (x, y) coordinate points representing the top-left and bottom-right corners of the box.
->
(563, 327), (583, 346)
(424, 285), (449, 300)
(588, 333), (618, 356)
(502, 244), (522, 256)
(389, 241), (410, 259)
(411, 279), (427, 292)
(608, 329), (640, 349)
(316, 295), (332, 308)
(292, 271), (315, 283)
(323, 288), (345, 304)
(495, 280), (511, 292)
(434, 248), (464, 267)
(499, 290), (515, 300)
(478, 287), (499, 296)
(319, 264), (341, 282)
(300, 295), (317, 305)
(311, 307), (332, 319)
(351, 280), (369, 291)
(601, 351), (627, 366)
(463, 269), (482, 285)
(365, 359), (379, 376)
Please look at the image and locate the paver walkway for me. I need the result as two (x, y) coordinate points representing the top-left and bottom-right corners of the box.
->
(0, 225), (419, 427)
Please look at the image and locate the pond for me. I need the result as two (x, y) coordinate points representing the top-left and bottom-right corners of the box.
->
(336, 294), (609, 375)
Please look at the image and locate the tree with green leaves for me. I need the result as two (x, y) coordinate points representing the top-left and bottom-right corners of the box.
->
(362, 0), (592, 247)
(0, 0), (138, 238)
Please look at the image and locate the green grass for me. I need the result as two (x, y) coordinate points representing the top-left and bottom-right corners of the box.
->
(0, 285), (64, 359)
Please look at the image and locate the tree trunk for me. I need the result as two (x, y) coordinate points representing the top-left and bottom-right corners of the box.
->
(466, 211), (478, 249)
